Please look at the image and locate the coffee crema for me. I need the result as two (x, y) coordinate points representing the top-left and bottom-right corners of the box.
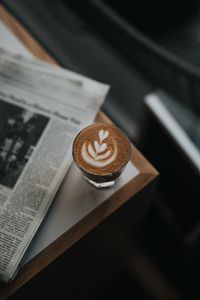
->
(72, 123), (131, 179)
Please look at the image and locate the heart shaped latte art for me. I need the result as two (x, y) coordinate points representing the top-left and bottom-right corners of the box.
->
(81, 129), (117, 167)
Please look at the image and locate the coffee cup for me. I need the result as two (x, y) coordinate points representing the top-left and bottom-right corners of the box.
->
(72, 123), (131, 188)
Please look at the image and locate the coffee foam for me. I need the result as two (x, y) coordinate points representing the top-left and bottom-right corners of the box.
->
(81, 129), (117, 167)
(73, 123), (131, 176)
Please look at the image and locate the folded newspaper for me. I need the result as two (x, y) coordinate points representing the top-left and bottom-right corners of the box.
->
(0, 49), (109, 282)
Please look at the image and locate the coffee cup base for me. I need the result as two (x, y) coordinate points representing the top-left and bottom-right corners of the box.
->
(84, 176), (115, 189)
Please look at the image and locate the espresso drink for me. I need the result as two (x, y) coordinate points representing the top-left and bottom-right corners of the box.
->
(72, 123), (131, 187)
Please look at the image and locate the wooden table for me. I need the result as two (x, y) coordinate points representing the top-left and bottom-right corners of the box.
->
(0, 5), (158, 299)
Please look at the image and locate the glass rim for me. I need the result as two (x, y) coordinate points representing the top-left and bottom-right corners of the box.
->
(72, 122), (132, 176)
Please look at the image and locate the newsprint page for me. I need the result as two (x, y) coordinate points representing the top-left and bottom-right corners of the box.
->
(0, 49), (109, 282)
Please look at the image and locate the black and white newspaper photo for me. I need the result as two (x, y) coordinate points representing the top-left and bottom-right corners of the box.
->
(0, 100), (49, 189)
(0, 49), (109, 282)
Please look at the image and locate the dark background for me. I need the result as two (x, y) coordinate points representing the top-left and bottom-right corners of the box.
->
(1, 1), (200, 299)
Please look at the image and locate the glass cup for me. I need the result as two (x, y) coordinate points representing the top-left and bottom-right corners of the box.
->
(72, 123), (131, 188)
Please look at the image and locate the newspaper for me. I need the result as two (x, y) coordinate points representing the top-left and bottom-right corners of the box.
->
(0, 49), (109, 282)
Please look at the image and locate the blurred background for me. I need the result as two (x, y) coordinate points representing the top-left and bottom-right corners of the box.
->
(2, 1), (200, 299)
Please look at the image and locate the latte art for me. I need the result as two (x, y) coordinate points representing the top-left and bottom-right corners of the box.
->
(81, 129), (117, 167)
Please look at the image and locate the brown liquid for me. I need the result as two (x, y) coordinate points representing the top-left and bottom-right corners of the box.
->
(72, 123), (131, 179)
